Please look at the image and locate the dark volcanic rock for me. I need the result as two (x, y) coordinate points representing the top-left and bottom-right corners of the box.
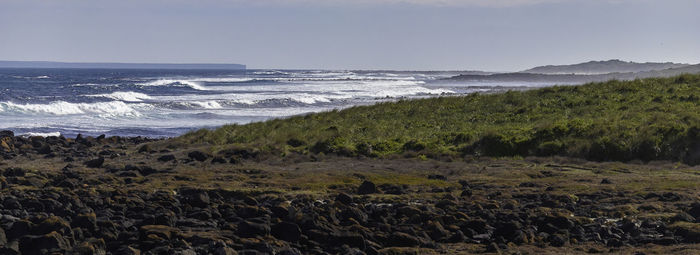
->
(357, 180), (378, 195)
(387, 232), (420, 247)
(84, 157), (105, 168)
(271, 222), (302, 242)
(336, 192), (354, 205)
(0, 130), (14, 138)
(671, 212), (696, 223)
(237, 220), (270, 238)
(688, 203), (700, 220)
(19, 231), (72, 254)
(188, 150), (210, 162)
(180, 189), (211, 208)
(157, 154), (176, 162)
(211, 156), (227, 164)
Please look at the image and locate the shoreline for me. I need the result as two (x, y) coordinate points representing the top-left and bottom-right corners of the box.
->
(0, 130), (699, 254)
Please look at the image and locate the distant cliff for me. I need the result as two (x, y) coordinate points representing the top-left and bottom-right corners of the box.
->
(0, 61), (246, 70)
(521, 59), (687, 75)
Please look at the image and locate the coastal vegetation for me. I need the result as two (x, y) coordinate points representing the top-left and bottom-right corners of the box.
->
(178, 74), (700, 164)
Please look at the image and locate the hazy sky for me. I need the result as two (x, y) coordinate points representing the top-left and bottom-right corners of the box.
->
(0, 0), (698, 71)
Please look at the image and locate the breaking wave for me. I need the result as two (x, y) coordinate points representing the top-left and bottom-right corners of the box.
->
(22, 132), (61, 137)
(0, 101), (142, 117)
(137, 79), (209, 90)
(90, 91), (152, 102)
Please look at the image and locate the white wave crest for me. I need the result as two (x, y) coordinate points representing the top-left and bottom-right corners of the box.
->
(23, 132), (61, 137)
(90, 91), (152, 102)
(190, 101), (222, 109)
(191, 77), (255, 83)
(0, 101), (142, 117)
(137, 79), (209, 90)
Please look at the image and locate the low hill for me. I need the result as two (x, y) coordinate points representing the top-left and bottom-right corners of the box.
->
(448, 64), (700, 84)
(522, 59), (688, 74)
(175, 74), (700, 164)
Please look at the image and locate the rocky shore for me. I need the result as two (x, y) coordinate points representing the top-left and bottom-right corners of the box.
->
(1, 131), (699, 254)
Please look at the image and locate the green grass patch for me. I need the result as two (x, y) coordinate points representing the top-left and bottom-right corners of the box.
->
(173, 74), (700, 164)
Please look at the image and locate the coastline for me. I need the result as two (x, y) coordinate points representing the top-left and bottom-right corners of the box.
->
(1, 74), (699, 254)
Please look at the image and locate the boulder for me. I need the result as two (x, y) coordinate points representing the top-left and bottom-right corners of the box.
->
(271, 222), (302, 242)
(0, 130), (14, 138)
(188, 151), (210, 162)
(336, 192), (353, 205)
(84, 157), (105, 168)
(237, 220), (270, 238)
(358, 181), (378, 195)
(387, 232), (420, 247)
(19, 231), (72, 254)
(157, 154), (176, 162)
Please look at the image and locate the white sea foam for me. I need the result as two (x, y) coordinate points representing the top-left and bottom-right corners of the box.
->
(23, 132), (61, 137)
(137, 79), (209, 90)
(190, 101), (223, 109)
(191, 77), (255, 83)
(150, 79), (452, 106)
(0, 101), (142, 117)
(90, 91), (152, 102)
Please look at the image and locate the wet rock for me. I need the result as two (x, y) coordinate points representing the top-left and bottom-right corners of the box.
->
(84, 157), (105, 168)
(358, 181), (378, 195)
(271, 222), (302, 242)
(188, 151), (210, 162)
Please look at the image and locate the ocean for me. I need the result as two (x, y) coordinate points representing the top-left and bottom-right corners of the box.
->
(0, 68), (542, 138)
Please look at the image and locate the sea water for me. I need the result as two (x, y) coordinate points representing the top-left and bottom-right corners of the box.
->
(0, 68), (537, 138)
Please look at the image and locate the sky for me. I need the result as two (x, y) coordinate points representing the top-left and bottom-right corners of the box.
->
(0, 0), (698, 71)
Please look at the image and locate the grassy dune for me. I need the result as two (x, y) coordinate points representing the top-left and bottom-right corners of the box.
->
(176, 74), (700, 164)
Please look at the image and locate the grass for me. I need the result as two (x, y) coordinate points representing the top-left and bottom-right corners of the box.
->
(170, 74), (700, 164)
